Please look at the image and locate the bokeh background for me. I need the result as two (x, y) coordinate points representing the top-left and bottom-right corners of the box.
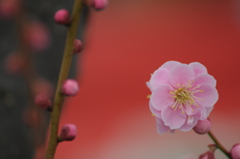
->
(54, 0), (240, 159)
(1, 0), (240, 158)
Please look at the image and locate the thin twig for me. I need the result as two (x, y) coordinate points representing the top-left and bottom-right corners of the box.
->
(45, 0), (83, 159)
(207, 131), (231, 158)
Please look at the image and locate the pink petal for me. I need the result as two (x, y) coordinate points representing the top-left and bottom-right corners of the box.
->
(149, 68), (169, 91)
(149, 102), (161, 118)
(192, 73), (216, 88)
(156, 117), (170, 135)
(186, 106), (206, 120)
(194, 106), (207, 120)
(146, 82), (151, 90)
(161, 106), (186, 129)
(150, 84), (174, 111)
(189, 62), (208, 76)
(194, 84), (218, 107)
(178, 116), (198, 131)
(206, 106), (214, 117)
(160, 61), (181, 71)
(169, 64), (195, 87)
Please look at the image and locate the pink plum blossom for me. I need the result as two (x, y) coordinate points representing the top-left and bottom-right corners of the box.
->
(147, 61), (218, 134)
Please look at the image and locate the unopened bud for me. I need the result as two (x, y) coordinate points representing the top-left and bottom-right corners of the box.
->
(73, 39), (83, 54)
(59, 124), (77, 142)
(34, 93), (52, 110)
(199, 145), (216, 159)
(26, 22), (50, 51)
(193, 119), (211, 135)
(0, 0), (20, 19)
(90, 0), (108, 11)
(54, 9), (70, 25)
(5, 53), (25, 74)
(199, 151), (215, 159)
(231, 144), (240, 159)
(33, 79), (54, 98)
(61, 79), (79, 96)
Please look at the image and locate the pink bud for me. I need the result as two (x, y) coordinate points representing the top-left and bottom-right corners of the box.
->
(193, 119), (211, 135)
(4, 53), (25, 74)
(73, 39), (83, 54)
(59, 124), (77, 141)
(90, 0), (108, 11)
(199, 145), (216, 159)
(34, 93), (52, 110)
(61, 79), (79, 96)
(23, 107), (43, 127)
(25, 22), (50, 51)
(231, 144), (240, 159)
(0, 0), (20, 19)
(199, 151), (215, 159)
(33, 79), (54, 98)
(54, 9), (70, 25)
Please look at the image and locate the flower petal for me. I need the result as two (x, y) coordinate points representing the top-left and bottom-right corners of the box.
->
(194, 106), (207, 120)
(161, 106), (186, 129)
(160, 61), (181, 71)
(205, 106), (214, 117)
(169, 64), (195, 87)
(146, 82), (151, 90)
(156, 117), (170, 135)
(149, 102), (161, 118)
(189, 62), (208, 75)
(150, 84), (174, 111)
(178, 116), (198, 131)
(149, 68), (169, 91)
(194, 84), (218, 107)
(192, 73), (216, 88)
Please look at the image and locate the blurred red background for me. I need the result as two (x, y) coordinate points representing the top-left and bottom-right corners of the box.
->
(49, 0), (240, 158)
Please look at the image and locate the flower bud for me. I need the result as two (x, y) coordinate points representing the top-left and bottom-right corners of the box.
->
(90, 0), (108, 11)
(25, 22), (50, 51)
(33, 79), (54, 98)
(59, 124), (77, 141)
(199, 145), (216, 159)
(73, 39), (83, 54)
(23, 107), (42, 127)
(4, 53), (25, 74)
(34, 93), (52, 110)
(231, 144), (240, 159)
(0, 0), (20, 19)
(199, 151), (215, 159)
(54, 9), (70, 25)
(193, 119), (211, 134)
(61, 79), (79, 96)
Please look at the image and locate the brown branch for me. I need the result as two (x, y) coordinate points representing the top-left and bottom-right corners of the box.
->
(207, 131), (231, 158)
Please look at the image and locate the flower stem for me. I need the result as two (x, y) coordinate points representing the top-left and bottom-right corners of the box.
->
(207, 131), (231, 158)
(45, 0), (83, 159)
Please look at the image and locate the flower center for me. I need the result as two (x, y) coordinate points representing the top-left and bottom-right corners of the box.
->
(170, 81), (204, 114)
(175, 88), (190, 103)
